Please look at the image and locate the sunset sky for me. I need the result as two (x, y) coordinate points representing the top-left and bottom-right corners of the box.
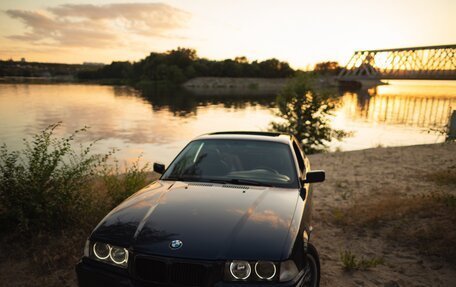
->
(0, 0), (455, 69)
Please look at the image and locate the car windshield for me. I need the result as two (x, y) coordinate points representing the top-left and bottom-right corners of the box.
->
(162, 139), (299, 188)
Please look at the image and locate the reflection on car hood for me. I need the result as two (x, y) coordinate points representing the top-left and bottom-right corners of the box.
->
(90, 180), (300, 260)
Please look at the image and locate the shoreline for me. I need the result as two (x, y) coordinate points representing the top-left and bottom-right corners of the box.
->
(0, 75), (341, 97)
(182, 77), (291, 96)
(0, 76), (125, 85)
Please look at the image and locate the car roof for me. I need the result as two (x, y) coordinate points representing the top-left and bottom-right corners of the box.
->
(195, 131), (293, 144)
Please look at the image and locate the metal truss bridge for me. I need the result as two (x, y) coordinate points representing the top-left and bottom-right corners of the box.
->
(338, 44), (456, 81)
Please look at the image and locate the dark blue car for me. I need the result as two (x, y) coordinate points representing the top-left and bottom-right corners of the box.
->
(76, 132), (325, 287)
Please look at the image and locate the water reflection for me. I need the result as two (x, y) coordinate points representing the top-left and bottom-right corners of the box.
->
(0, 81), (455, 164)
(340, 90), (455, 128)
(331, 80), (456, 151)
(138, 86), (276, 117)
(0, 84), (278, 165)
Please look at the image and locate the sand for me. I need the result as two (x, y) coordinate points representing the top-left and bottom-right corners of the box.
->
(309, 142), (456, 286)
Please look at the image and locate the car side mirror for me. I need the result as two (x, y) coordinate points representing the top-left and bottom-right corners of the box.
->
(303, 170), (325, 183)
(153, 162), (165, 174)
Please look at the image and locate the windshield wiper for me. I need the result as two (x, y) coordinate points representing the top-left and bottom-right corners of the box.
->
(206, 178), (230, 184)
(163, 176), (203, 182)
(166, 177), (273, 187)
(228, 178), (273, 187)
(208, 178), (273, 187)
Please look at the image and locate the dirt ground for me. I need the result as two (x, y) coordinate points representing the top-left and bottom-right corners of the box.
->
(1, 143), (455, 287)
(309, 142), (456, 287)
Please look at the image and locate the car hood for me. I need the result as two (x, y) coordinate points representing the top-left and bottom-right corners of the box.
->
(90, 180), (300, 261)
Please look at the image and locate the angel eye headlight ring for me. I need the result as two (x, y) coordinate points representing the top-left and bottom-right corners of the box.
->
(93, 242), (110, 260)
(229, 260), (251, 280)
(254, 261), (276, 280)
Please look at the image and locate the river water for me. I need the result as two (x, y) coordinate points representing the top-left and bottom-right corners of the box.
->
(0, 80), (455, 165)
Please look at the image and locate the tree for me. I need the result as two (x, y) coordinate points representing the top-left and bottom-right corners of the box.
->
(314, 61), (341, 75)
(234, 56), (249, 64)
(258, 58), (294, 78)
(166, 47), (198, 68)
(99, 61), (132, 79)
(270, 75), (349, 154)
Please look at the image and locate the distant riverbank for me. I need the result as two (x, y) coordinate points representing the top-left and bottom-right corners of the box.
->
(0, 76), (292, 96)
(0, 76), (77, 84)
(0, 75), (341, 96)
(183, 77), (290, 96)
(0, 76), (126, 85)
(1, 48), (349, 93)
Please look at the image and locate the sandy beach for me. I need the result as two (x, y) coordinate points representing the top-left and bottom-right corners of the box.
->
(309, 142), (456, 286)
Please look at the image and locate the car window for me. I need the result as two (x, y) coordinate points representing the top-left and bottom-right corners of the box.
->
(162, 139), (299, 188)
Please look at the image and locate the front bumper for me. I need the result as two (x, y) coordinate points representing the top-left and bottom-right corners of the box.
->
(76, 259), (131, 287)
(76, 259), (305, 287)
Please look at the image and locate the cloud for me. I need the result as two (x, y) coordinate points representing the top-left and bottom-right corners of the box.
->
(5, 3), (191, 48)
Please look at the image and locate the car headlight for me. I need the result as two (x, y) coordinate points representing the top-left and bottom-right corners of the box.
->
(255, 261), (277, 280)
(87, 241), (129, 268)
(110, 246), (129, 265)
(279, 260), (299, 282)
(230, 260), (251, 280)
(225, 260), (279, 281)
(93, 242), (110, 260)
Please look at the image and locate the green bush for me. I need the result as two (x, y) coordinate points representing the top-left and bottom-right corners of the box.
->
(270, 74), (350, 154)
(102, 157), (151, 206)
(340, 250), (384, 271)
(0, 123), (113, 232)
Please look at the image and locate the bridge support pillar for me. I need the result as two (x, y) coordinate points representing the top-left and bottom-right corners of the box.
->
(448, 110), (456, 141)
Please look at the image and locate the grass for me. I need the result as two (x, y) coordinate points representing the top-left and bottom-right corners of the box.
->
(332, 191), (456, 263)
(332, 194), (422, 227)
(101, 157), (151, 206)
(340, 250), (384, 271)
(0, 123), (158, 286)
(425, 165), (456, 185)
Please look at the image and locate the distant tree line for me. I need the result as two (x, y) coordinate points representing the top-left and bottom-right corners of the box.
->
(0, 49), (342, 84)
(313, 61), (342, 75)
(77, 48), (298, 84)
(0, 60), (99, 78)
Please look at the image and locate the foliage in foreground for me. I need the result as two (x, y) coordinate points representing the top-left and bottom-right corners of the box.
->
(0, 124), (155, 287)
(0, 123), (151, 234)
(340, 250), (384, 271)
(270, 74), (350, 154)
(102, 158), (151, 206)
(332, 190), (456, 263)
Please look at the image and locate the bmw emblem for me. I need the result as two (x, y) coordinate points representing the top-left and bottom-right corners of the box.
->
(170, 240), (183, 250)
